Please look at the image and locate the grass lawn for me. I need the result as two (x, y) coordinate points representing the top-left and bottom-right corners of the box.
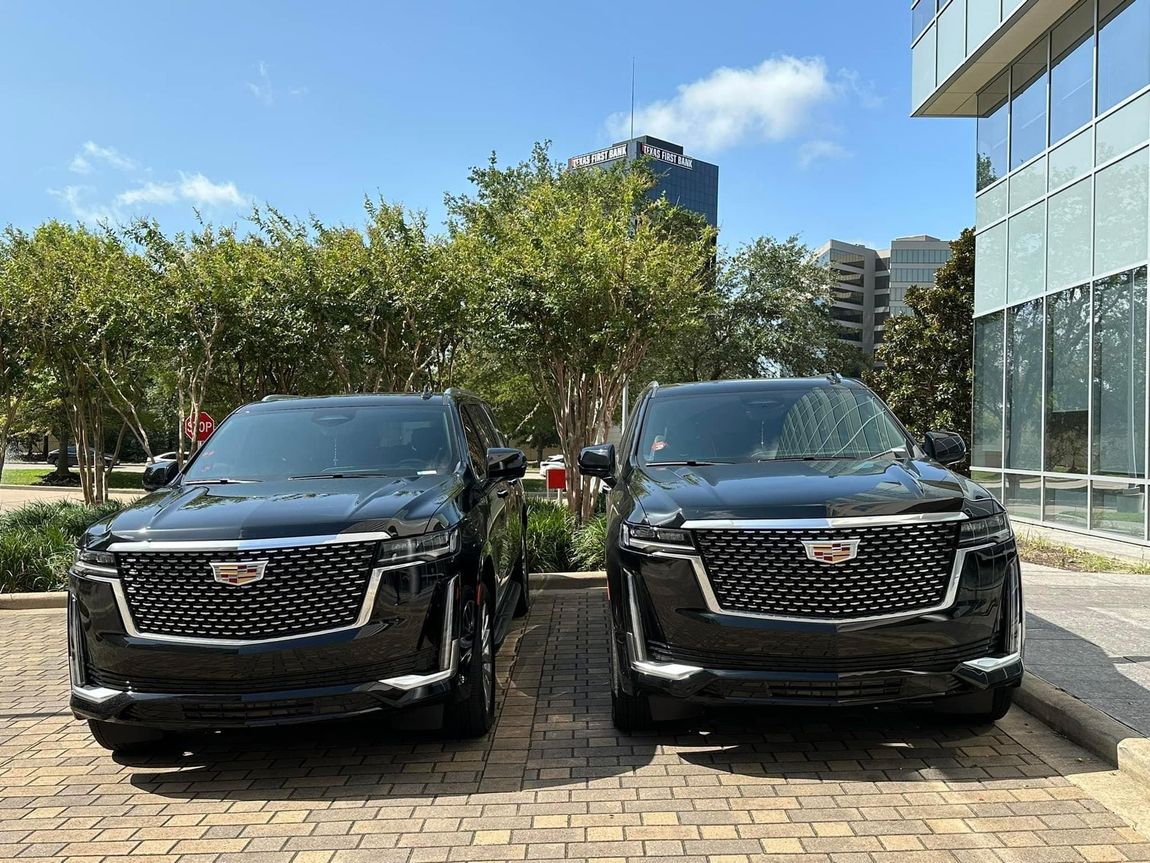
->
(2, 467), (143, 490)
(1016, 533), (1150, 574)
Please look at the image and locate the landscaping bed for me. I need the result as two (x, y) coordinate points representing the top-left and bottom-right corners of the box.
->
(2, 467), (143, 490)
(0, 500), (125, 593)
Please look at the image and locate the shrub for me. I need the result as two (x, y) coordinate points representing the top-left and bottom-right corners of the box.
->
(0, 500), (124, 593)
(526, 499), (576, 573)
(572, 514), (608, 571)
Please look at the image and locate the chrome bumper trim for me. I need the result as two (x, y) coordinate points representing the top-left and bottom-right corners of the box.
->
(958, 652), (1022, 673)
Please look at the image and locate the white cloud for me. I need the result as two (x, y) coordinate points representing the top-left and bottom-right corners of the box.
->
(798, 139), (852, 169)
(247, 60), (274, 105)
(48, 185), (116, 225)
(115, 172), (247, 208)
(69, 140), (137, 173)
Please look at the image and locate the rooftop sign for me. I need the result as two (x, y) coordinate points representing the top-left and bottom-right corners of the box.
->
(568, 145), (627, 169)
(641, 143), (693, 169)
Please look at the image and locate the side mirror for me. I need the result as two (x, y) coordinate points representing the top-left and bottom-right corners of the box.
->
(142, 459), (179, 492)
(486, 447), (527, 480)
(924, 431), (967, 466)
(578, 443), (616, 486)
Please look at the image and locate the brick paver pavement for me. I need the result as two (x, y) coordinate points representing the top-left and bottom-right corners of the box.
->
(2, 590), (1149, 862)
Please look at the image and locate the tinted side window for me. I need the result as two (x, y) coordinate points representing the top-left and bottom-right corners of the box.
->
(471, 403), (503, 447)
(459, 406), (487, 480)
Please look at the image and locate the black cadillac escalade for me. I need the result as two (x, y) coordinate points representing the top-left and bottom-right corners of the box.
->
(69, 391), (529, 752)
(578, 377), (1023, 732)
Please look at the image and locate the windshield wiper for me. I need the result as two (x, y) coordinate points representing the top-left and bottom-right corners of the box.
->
(184, 478), (260, 485)
(289, 471), (400, 480)
(647, 459), (732, 467)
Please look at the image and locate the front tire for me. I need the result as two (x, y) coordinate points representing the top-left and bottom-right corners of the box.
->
(445, 586), (496, 738)
(87, 719), (179, 755)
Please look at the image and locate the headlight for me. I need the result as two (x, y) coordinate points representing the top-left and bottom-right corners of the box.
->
(376, 528), (459, 566)
(958, 512), (1013, 546)
(621, 523), (695, 552)
(73, 548), (117, 576)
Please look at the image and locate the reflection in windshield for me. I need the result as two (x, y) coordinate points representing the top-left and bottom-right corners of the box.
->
(183, 404), (458, 482)
(638, 387), (910, 466)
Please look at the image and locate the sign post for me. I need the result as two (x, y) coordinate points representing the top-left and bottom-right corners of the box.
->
(183, 411), (216, 445)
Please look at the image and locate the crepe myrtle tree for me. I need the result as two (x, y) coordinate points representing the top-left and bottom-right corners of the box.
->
(448, 143), (715, 521)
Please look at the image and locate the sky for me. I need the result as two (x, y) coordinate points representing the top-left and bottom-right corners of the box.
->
(0, 1), (974, 252)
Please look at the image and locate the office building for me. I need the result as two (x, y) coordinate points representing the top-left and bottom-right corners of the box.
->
(816, 235), (952, 355)
(913, 0), (1150, 545)
(567, 135), (719, 227)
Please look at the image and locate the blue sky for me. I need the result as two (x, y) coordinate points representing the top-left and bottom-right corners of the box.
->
(0, 1), (973, 251)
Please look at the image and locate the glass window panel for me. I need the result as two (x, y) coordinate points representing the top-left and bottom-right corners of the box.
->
(937, 0), (966, 79)
(1049, 1), (1094, 148)
(1003, 0), (1025, 14)
(913, 0), (935, 41)
(1094, 148), (1150, 275)
(913, 25), (938, 109)
(1004, 472), (1042, 518)
(967, 0), (1000, 49)
(1011, 40), (1049, 169)
(973, 313), (1005, 467)
(1048, 178), (1093, 291)
(1010, 156), (1047, 211)
(1008, 202), (1047, 303)
(1006, 299), (1044, 470)
(1093, 266), (1148, 476)
(972, 470), (1004, 501)
(977, 72), (1010, 190)
(1045, 285), (1091, 473)
(1097, 91), (1150, 164)
(1044, 476), (1089, 527)
(1099, 0), (1150, 114)
(1091, 481), (1147, 538)
(975, 221), (1007, 313)
(1049, 127), (1093, 188)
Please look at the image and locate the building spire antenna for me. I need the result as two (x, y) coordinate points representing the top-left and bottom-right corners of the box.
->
(630, 57), (636, 139)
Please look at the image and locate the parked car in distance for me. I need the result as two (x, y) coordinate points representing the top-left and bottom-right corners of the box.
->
(69, 390), (530, 753)
(153, 451), (180, 462)
(46, 446), (116, 468)
(580, 376), (1023, 732)
(538, 453), (565, 479)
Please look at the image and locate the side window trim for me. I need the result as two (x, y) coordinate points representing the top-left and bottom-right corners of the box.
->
(458, 404), (488, 481)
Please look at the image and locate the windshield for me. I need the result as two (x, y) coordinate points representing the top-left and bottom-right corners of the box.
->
(183, 404), (458, 482)
(637, 386), (911, 465)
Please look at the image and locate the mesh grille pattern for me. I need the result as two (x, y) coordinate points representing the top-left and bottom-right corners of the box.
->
(694, 521), (958, 620)
(118, 541), (377, 640)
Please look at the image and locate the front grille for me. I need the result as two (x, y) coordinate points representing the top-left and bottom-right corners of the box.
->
(646, 637), (993, 674)
(85, 647), (436, 695)
(694, 520), (959, 620)
(124, 693), (380, 725)
(704, 678), (908, 702)
(117, 540), (377, 641)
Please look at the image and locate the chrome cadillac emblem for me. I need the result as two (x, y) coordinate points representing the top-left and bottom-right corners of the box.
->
(209, 560), (268, 587)
(801, 539), (860, 565)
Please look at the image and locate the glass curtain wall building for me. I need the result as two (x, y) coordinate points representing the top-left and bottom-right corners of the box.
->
(913, 0), (1150, 544)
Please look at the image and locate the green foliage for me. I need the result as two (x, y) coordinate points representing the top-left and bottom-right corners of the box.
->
(571, 514), (608, 571)
(647, 235), (840, 382)
(526, 499), (577, 573)
(869, 229), (975, 464)
(2, 468), (142, 489)
(0, 500), (123, 592)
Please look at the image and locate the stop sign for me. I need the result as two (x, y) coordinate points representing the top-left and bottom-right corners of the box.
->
(183, 411), (215, 443)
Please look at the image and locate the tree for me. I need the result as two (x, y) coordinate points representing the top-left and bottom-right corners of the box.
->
(449, 143), (715, 520)
(646, 235), (840, 382)
(0, 241), (32, 479)
(869, 228), (975, 461)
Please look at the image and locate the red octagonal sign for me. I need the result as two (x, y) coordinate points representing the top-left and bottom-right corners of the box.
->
(183, 411), (215, 443)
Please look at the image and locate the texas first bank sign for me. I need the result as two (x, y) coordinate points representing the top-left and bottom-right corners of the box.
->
(567, 143), (695, 170)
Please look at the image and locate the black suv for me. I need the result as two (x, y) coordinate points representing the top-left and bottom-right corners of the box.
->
(69, 391), (529, 752)
(579, 377), (1023, 732)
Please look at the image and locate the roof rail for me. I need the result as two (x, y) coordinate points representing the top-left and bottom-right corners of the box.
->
(261, 394), (300, 402)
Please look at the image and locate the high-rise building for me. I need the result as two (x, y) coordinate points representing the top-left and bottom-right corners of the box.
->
(567, 135), (719, 227)
(913, 0), (1150, 547)
(816, 235), (952, 355)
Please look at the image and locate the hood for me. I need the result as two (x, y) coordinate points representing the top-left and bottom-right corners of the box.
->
(630, 458), (989, 525)
(85, 474), (462, 548)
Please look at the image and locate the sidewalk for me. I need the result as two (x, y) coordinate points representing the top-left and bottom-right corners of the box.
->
(0, 485), (140, 512)
(1023, 562), (1150, 736)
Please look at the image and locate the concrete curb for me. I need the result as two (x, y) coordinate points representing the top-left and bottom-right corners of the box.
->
(535, 571), (607, 591)
(1016, 672), (1150, 787)
(0, 591), (67, 609)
